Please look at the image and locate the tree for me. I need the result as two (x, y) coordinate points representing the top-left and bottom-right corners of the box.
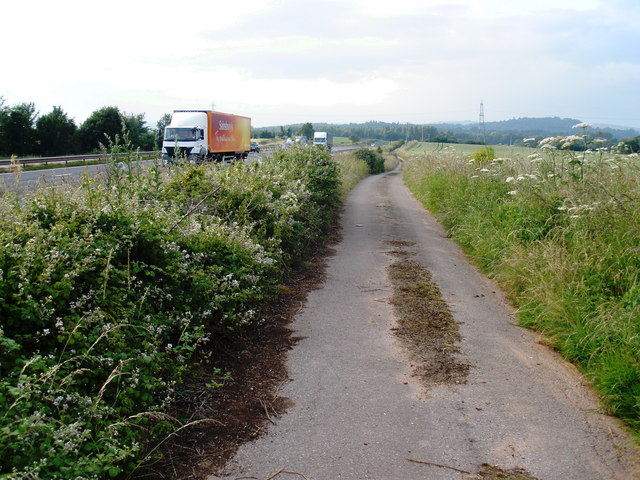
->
(122, 112), (155, 150)
(77, 106), (123, 153)
(35, 106), (78, 156)
(618, 136), (640, 154)
(279, 126), (293, 139)
(155, 113), (172, 148)
(0, 97), (7, 156)
(0, 102), (38, 157)
(297, 122), (314, 141)
(259, 130), (275, 139)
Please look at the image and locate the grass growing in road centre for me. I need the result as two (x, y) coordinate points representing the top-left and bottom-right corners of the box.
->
(400, 138), (640, 436)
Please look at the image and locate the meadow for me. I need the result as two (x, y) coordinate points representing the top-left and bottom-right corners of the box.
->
(399, 139), (640, 436)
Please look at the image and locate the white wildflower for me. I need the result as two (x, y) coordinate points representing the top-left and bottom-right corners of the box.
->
(572, 122), (593, 129)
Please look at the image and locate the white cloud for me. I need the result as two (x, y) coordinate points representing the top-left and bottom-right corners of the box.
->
(1, 0), (638, 128)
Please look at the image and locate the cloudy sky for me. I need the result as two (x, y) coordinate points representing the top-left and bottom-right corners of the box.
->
(2, 0), (639, 128)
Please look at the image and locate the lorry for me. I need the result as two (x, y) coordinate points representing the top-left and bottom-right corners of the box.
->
(161, 110), (251, 163)
(313, 131), (333, 151)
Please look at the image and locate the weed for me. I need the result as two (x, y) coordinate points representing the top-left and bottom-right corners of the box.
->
(400, 141), (640, 435)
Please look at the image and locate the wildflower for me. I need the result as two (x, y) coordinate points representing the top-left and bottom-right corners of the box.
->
(506, 177), (515, 183)
(572, 122), (594, 129)
(507, 190), (518, 195)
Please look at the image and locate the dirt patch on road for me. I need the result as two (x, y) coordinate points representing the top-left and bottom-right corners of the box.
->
(386, 240), (470, 389)
(476, 463), (539, 479)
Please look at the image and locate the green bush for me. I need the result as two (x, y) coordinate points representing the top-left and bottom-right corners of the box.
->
(471, 146), (496, 164)
(0, 145), (342, 478)
(353, 148), (385, 174)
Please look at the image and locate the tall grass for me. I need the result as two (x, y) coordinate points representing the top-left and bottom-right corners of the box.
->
(401, 141), (640, 434)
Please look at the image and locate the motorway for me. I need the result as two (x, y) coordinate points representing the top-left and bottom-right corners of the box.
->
(0, 162), (109, 192)
(0, 146), (356, 193)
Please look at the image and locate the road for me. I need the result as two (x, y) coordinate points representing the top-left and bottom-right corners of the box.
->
(211, 164), (639, 479)
(0, 156), (257, 192)
(0, 147), (355, 192)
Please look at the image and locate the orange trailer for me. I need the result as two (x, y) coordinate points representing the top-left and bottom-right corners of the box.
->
(162, 110), (251, 162)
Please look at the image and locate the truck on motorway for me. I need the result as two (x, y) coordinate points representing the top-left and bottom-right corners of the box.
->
(161, 110), (251, 163)
(313, 131), (333, 151)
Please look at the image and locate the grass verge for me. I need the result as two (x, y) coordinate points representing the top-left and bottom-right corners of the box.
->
(399, 141), (640, 437)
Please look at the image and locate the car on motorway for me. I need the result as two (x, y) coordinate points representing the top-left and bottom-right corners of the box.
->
(250, 141), (260, 153)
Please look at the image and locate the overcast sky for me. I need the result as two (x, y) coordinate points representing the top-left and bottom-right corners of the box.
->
(2, 0), (639, 128)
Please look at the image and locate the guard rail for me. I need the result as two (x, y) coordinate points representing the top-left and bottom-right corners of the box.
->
(0, 151), (159, 168)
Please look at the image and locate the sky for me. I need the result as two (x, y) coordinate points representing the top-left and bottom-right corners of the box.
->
(2, 0), (639, 129)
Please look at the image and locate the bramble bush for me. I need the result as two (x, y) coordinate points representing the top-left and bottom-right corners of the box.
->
(353, 147), (385, 174)
(401, 136), (640, 435)
(0, 143), (341, 479)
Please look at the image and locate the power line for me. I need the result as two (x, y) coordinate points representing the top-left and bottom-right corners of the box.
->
(479, 100), (487, 145)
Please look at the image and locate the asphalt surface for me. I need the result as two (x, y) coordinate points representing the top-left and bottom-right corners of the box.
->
(0, 146), (360, 193)
(211, 164), (639, 480)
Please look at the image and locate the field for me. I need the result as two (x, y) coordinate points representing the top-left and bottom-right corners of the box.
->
(398, 140), (640, 436)
(333, 136), (352, 145)
(401, 140), (535, 158)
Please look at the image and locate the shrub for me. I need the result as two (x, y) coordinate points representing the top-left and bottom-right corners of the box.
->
(471, 146), (496, 164)
(0, 145), (342, 478)
(353, 148), (385, 174)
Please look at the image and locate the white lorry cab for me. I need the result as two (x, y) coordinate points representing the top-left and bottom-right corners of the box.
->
(313, 131), (333, 151)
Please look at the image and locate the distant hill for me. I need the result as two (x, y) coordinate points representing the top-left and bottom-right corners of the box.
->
(253, 117), (639, 145)
(433, 117), (638, 139)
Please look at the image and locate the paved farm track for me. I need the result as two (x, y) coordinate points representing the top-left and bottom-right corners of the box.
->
(210, 164), (639, 479)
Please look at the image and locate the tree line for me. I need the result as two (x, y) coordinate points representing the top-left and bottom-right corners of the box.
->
(254, 119), (640, 151)
(0, 98), (171, 158)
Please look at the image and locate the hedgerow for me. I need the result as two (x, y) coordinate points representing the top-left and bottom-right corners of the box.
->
(0, 144), (341, 479)
(353, 148), (385, 174)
